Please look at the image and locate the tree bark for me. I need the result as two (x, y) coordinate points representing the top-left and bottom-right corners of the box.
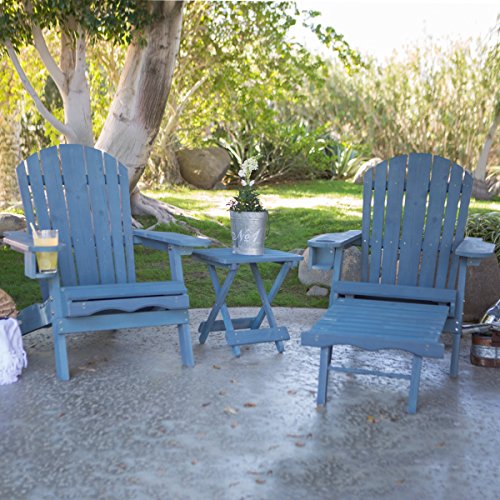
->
(60, 31), (94, 146)
(472, 110), (499, 200)
(96, 1), (184, 191)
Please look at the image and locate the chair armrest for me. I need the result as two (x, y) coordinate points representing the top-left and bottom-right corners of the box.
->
(307, 230), (361, 271)
(3, 230), (62, 280)
(3, 230), (65, 254)
(454, 237), (495, 259)
(133, 229), (211, 254)
(307, 230), (362, 249)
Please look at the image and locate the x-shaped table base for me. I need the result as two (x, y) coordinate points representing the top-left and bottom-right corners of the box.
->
(196, 252), (300, 356)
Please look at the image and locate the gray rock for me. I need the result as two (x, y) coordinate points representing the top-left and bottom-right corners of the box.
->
(340, 246), (362, 282)
(353, 157), (383, 184)
(177, 147), (231, 190)
(463, 255), (500, 323)
(306, 285), (329, 297)
(0, 213), (26, 236)
(298, 246), (362, 288)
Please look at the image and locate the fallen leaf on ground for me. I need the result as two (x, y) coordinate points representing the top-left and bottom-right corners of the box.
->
(243, 402), (256, 408)
(295, 442), (306, 447)
(212, 364), (221, 369)
(224, 406), (238, 415)
(255, 479), (266, 484)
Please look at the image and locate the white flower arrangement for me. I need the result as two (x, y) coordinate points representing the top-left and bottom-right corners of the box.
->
(228, 156), (264, 213)
(238, 157), (259, 186)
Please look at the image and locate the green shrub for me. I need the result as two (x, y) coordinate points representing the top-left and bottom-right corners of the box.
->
(466, 212), (500, 262)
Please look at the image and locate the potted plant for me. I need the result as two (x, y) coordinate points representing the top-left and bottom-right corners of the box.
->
(228, 157), (267, 255)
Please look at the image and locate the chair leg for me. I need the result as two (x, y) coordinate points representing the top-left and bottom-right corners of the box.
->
(407, 355), (422, 414)
(52, 327), (70, 381)
(177, 323), (194, 367)
(317, 346), (332, 406)
(450, 331), (461, 378)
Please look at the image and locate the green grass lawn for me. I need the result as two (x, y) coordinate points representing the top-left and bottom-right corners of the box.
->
(1, 179), (499, 311)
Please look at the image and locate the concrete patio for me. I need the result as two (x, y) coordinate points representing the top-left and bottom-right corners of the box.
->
(1, 307), (499, 499)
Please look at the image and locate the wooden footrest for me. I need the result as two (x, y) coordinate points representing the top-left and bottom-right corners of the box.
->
(226, 327), (290, 346)
(301, 298), (448, 358)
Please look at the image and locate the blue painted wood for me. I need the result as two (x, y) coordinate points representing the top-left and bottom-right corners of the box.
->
(307, 230), (362, 249)
(250, 261), (293, 329)
(118, 162), (136, 283)
(407, 356), (422, 413)
(419, 156), (451, 287)
(331, 365), (412, 380)
(198, 266), (238, 344)
(26, 152), (51, 230)
(9, 144), (202, 379)
(54, 309), (189, 335)
(206, 264), (239, 356)
(361, 166), (375, 281)
(302, 155), (482, 413)
(199, 317), (254, 333)
(225, 327), (289, 346)
(317, 347), (331, 405)
(65, 295), (189, 317)
(85, 147), (116, 284)
(447, 170), (473, 288)
(196, 248), (298, 354)
(368, 162), (388, 282)
(250, 263), (286, 352)
(380, 156), (406, 284)
(332, 281), (456, 312)
(192, 247), (303, 266)
(134, 229), (211, 248)
(39, 147), (78, 286)
(435, 163), (464, 288)
(455, 237), (495, 258)
(59, 145), (100, 286)
(398, 154), (432, 286)
(103, 153), (129, 283)
(17, 302), (51, 335)
(16, 160), (36, 229)
(177, 322), (195, 367)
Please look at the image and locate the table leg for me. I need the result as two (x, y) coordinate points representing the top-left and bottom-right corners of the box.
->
(249, 261), (293, 330)
(198, 264), (238, 347)
(249, 263), (286, 353)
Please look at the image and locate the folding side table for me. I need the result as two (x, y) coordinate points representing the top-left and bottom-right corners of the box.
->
(192, 248), (303, 356)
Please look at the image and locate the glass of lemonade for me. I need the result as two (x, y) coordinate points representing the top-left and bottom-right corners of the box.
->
(33, 229), (59, 272)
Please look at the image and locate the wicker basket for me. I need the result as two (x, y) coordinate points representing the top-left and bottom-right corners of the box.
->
(0, 289), (17, 318)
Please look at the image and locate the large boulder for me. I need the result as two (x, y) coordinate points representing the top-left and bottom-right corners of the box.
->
(298, 246), (361, 288)
(0, 213), (25, 237)
(177, 147), (231, 190)
(353, 157), (383, 184)
(463, 255), (500, 323)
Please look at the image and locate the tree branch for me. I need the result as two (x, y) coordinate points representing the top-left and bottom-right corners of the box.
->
(163, 74), (209, 140)
(73, 29), (87, 87)
(6, 41), (78, 142)
(32, 25), (67, 94)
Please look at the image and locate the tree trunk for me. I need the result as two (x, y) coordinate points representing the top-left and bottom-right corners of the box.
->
(96, 1), (184, 193)
(60, 31), (94, 146)
(472, 111), (499, 200)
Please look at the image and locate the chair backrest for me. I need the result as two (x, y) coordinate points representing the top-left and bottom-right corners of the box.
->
(361, 154), (472, 290)
(17, 144), (136, 287)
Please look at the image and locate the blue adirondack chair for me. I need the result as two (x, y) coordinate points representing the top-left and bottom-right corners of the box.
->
(301, 154), (495, 413)
(4, 144), (210, 380)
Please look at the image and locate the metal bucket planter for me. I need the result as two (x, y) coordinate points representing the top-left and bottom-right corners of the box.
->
(470, 332), (500, 368)
(230, 211), (268, 255)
